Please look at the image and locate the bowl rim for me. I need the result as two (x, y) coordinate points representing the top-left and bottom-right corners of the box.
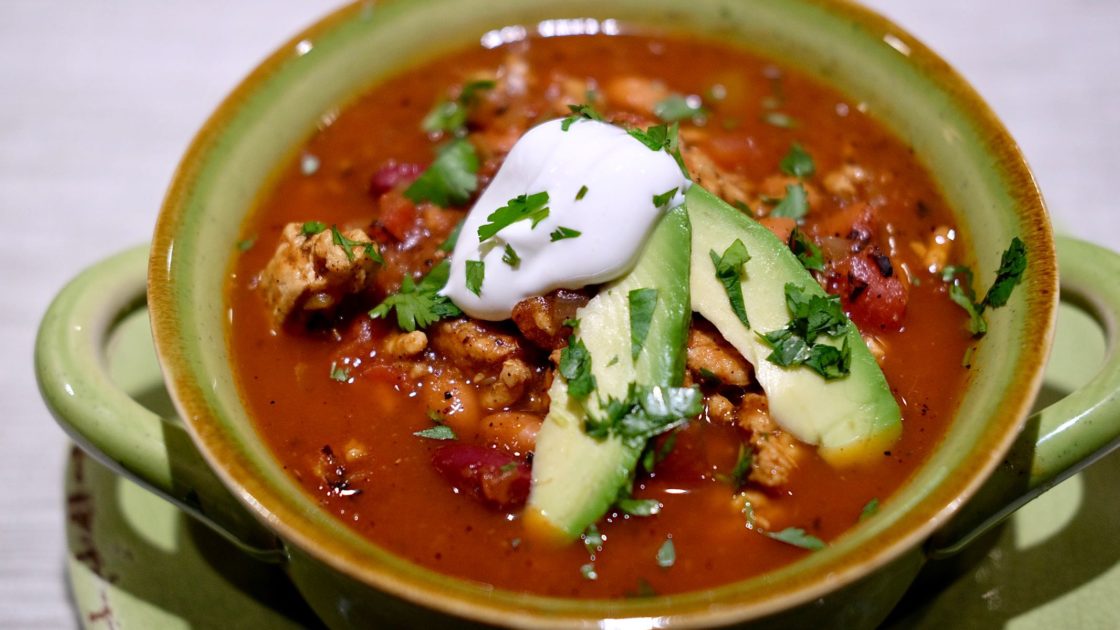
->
(148, 0), (1058, 625)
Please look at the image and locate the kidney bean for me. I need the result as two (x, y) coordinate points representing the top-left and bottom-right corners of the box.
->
(431, 444), (531, 509)
(368, 161), (423, 197)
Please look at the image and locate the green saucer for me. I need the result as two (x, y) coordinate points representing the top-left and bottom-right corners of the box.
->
(64, 286), (1120, 628)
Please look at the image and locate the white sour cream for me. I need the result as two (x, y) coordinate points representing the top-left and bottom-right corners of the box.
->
(444, 119), (691, 320)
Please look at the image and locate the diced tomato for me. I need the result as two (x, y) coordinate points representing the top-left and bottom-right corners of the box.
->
(431, 444), (531, 509)
(827, 251), (908, 331)
(378, 189), (420, 241)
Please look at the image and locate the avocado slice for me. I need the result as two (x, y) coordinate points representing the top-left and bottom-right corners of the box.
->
(526, 206), (691, 541)
(685, 186), (901, 465)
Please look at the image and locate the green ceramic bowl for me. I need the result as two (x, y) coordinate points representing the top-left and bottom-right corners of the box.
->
(36, 0), (1120, 627)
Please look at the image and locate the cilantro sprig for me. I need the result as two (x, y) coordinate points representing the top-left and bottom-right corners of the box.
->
(584, 383), (703, 449)
(769, 183), (809, 221)
(942, 237), (1027, 337)
(627, 121), (690, 179)
(369, 260), (461, 331)
(477, 191), (550, 241)
(560, 103), (605, 131)
(759, 283), (852, 380)
(404, 139), (480, 207)
(559, 335), (596, 399)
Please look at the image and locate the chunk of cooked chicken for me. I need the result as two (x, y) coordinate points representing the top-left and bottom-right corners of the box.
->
(429, 318), (524, 366)
(259, 222), (379, 326)
(687, 324), (752, 387)
(738, 393), (804, 488)
(682, 145), (752, 208)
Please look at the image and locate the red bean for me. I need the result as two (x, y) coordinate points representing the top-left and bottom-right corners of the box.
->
(431, 444), (531, 509)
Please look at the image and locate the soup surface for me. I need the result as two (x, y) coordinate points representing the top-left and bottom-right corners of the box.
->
(228, 31), (973, 597)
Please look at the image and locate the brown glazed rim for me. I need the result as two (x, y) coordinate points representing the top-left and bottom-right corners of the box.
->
(148, 0), (1057, 626)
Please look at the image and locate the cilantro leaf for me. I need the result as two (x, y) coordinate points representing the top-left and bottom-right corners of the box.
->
(413, 425), (457, 440)
(404, 139), (479, 207)
(575, 185), (589, 201)
(765, 527), (825, 550)
(656, 538), (676, 568)
(236, 236), (256, 251)
(501, 244), (520, 268)
(422, 79), (495, 135)
(982, 236), (1027, 308)
(585, 384), (702, 448)
(329, 361), (350, 383)
(560, 335), (597, 399)
(369, 260), (462, 331)
(770, 183), (809, 220)
(580, 563), (598, 581)
(561, 103), (604, 131)
(465, 260), (485, 296)
(760, 284), (851, 379)
(654, 94), (707, 123)
(652, 186), (679, 208)
(628, 121), (690, 179)
(583, 523), (604, 554)
(331, 225), (383, 264)
(477, 191), (550, 241)
(789, 229), (824, 271)
(779, 143), (816, 179)
(726, 444), (753, 490)
(628, 288), (659, 359)
(618, 496), (662, 517)
(948, 283), (988, 336)
(859, 498), (880, 521)
(549, 226), (582, 242)
(301, 221), (327, 236)
(710, 240), (751, 328)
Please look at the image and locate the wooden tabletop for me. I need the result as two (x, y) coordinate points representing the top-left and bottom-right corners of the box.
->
(3, 1), (1117, 626)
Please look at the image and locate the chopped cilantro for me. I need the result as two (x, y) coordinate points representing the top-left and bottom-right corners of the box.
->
(575, 185), (589, 201)
(561, 317), (580, 328)
(301, 221), (327, 236)
(770, 183), (809, 220)
(465, 259), (485, 296)
(654, 94), (707, 123)
(652, 186), (679, 209)
(477, 191), (550, 241)
(618, 496), (662, 517)
(606, 355), (620, 367)
(941, 238), (1026, 338)
(710, 240), (752, 328)
(501, 244), (520, 268)
(580, 563), (599, 581)
(640, 431), (678, 473)
(583, 524), (604, 554)
(765, 527), (826, 550)
(726, 444), (753, 490)
(413, 425), (457, 440)
(369, 260), (462, 331)
(331, 225), (383, 263)
(759, 283), (852, 380)
(628, 288), (659, 360)
(426, 409), (445, 423)
(404, 139), (479, 207)
(236, 236), (256, 252)
(559, 335), (596, 399)
(584, 384), (702, 449)
(628, 121), (689, 179)
(561, 103), (604, 131)
(789, 229), (824, 271)
(763, 111), (798, 129)
(499, 461), (518, 473)
(779, 143), (816, 179)
(697, 367), (721, 385)
(859, 498), (880, 521)
(438, 219), (464, 252)
(422, 79), (495, 135)
(329, 361), (350, 383)
(656, 538), (676, 568)
(550, 226), (582, 242)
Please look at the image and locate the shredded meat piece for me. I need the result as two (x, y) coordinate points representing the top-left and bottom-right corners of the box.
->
(687, 324), (752, 387)
(682, 145), (752, 208)
(706, 393), (737, 424)
(822, 163), (871, 198)
(511, 289), (591, 350)
(478, 358), (534, 409)
(738, 394), (803, 488)
(429, 318), (523, 366)
(259, 222), (378, 326)
(603, 76), (669, 115)
(380, 331), (428, 358)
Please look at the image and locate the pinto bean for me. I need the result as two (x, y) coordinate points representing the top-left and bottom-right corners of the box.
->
(421, 370), (481, 438)
(478, 411), (542, 454)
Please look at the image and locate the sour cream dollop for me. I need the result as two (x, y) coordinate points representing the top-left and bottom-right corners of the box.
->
(444, 119), (691, 320)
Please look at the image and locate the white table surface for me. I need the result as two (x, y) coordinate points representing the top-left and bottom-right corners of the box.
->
(2, 1), (1117, 627)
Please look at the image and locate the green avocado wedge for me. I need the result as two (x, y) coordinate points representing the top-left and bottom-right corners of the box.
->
(686, 186), (901, 466)
(526, 206), (692, 541)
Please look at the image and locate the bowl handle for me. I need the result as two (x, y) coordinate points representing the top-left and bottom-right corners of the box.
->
(928, 236), (1120, 558)
(35, 245), (284, 562)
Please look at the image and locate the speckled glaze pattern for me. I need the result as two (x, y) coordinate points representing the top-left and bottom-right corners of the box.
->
(33, 0), (1120, 627)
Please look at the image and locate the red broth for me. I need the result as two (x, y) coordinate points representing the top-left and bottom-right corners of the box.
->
(227, 33), (971, 597)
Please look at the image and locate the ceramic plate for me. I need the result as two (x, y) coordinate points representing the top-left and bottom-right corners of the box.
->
(64, 289), (1120, 628)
